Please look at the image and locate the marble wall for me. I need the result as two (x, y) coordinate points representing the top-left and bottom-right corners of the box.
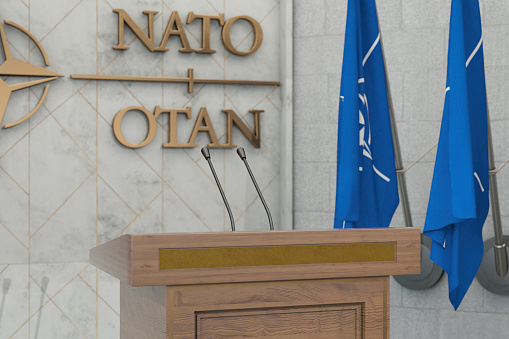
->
(293, 0), (509, 338)
(0, 0), (288, 337)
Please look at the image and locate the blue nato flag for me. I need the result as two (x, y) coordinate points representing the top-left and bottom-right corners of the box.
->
(334, 0), (399, 229)
(424, 0), (489, 310)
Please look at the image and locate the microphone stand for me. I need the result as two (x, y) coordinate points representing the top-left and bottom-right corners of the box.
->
(34, 277), (49, 339)
(201, 147), (236, 231)
(237, 147), (274, 231)
(0, 278), (10, 330)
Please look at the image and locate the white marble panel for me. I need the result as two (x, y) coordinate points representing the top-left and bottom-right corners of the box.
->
(52, 91), (97, 163)
(164, 0), (224, 14)
(9, 322), (29, 339)
(163, 179), (213, 233)
(0, 220), (28, 265)
(0, 264), (29, 338)
(78, 80), (97, 111)
(78, 264), (96, 289)
(31, 175), (96, 263)
(98, 117), (161, 214)
(52, 276), (97, 338)
(29, 263), (96, 338)
(97, 80), (144, 123)
(97, 0), (123, 72)
(0, 154), (29, 244)
(29, 115), (95, 234)
(29, 262), (89, 320)
(122, 190), (162, 235)
(98, 178), (137, 244)
(29, 298), (85, 339)
(98, 298), (119, 339)
(97, 269), (120, 314)
(164, 148), (225, 231)
(37, 0), (96, 113)
(122, 80), (164, 110)
(30, 0), (82, 40)
(31, 262), (88, 296)
(101, 39), (163, 78)
(0, 134), (29, 193)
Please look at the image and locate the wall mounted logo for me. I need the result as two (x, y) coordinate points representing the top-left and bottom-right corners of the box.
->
(69, 9), (280, 150)
(0, 20), (63, 129)
(0, 10), (279, 149)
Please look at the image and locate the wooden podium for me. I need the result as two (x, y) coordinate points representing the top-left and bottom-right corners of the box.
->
(90, 228), (420, 338)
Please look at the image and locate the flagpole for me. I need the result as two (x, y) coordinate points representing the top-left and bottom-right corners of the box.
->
(487, 108), (508, 277)
(380, 40), (413, 228)
(389, 97), (413, 228)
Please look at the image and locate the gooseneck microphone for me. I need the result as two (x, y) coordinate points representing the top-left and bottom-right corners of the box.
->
(201, 147), (236, 231)
(236, 147), (274, 230)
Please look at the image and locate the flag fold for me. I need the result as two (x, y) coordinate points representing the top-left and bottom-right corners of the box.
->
(334, 0), (399, 229)
(424, 0), (489, 310)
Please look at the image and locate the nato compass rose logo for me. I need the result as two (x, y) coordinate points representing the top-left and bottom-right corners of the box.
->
(358, 78), (390, 182)
(0, 20), (63, 129)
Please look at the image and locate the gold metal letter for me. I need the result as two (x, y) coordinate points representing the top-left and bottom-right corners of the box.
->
(222, 109), (263, 148)
(155, 11), (194, 53)
(112, 106), (158, 148)
(186, 12), (225, 54)
(113, 9), (158, 51)
(187, 107), (222, 148)
(221, 16), (263, 56)
(154, 106), (194, 148)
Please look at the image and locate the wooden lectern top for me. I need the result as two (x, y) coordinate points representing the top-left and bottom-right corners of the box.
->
(90, 228), (420, 287)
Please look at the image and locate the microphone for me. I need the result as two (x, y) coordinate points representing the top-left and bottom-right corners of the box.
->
(236, 147), (274, 230)
(201, 147), (236, 231)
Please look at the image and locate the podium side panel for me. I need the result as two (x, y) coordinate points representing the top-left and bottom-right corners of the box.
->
(120, 282), (166, 339)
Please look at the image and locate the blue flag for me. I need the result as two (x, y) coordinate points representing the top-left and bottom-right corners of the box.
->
(424, 0), (489, 310)
(334, 0), (399, 229)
